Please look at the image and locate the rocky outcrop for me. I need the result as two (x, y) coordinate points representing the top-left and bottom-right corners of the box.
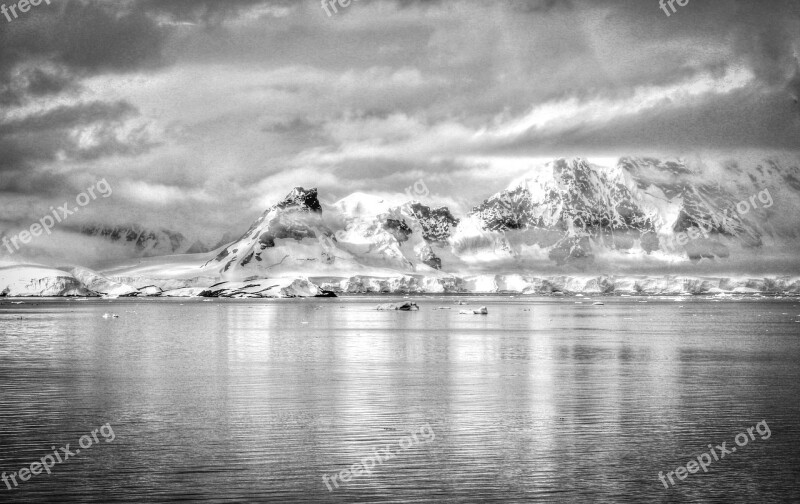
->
(376, 302), (419, 311)
(408, 203), (459, 243)
(198, 277), (333, 298)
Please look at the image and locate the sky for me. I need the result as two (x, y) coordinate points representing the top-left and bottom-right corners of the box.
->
(1, 0), (799, 258)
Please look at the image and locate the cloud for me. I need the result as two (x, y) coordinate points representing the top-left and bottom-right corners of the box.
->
(0, 0), (799, 267)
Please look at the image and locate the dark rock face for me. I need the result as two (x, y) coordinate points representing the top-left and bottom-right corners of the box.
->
(408, 203), (459, 243)
(276, 187), (323, 213)
(383, 218), (413, 243)
(197, 279), (335, 298)
(240, 187), (323, 239)
(257, 218), (318, 249)
(418, 245), (442, 270)
(258, 234), (276, 248)
(471, 186), (536, 231)
(423, 257), (442, 270)
(240, 251), (254, 266)
(215, 247), (230, 261)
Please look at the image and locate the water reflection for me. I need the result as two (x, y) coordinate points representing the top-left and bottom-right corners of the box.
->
(0, 297), (798, 502)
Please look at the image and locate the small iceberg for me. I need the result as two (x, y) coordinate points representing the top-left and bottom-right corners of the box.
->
(473, 306), (488, 315)
(376, 302), (419, 311)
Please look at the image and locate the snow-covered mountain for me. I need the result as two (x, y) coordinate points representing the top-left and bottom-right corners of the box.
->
(201, 188), (460, 279)
(461, 156), (796, 269)
(203, 187), (366, 279)
(72, 224), (190, 256)
(63, 224), (234, 258)
(466, 158), (659, 267)
(2, 156), (799, 297)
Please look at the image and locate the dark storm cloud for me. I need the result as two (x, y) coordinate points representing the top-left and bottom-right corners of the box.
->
(55, 2), (165, 72)
(0, 100), (156, 196)
(0, 1), (168, 190)
(0, 1), (166, 95)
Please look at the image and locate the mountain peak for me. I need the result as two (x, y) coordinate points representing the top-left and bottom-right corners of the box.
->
(276, 187), (322, 213)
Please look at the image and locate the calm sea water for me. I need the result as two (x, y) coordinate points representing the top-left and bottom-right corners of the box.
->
(0, 296), (798, 503)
